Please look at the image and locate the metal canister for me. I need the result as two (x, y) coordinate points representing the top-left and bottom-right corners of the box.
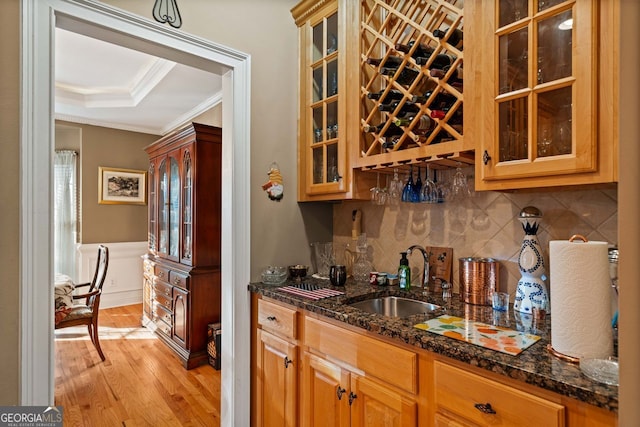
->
(459, 257), (500, 305)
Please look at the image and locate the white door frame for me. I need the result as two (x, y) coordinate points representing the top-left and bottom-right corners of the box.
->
(20, 1), (251, 425)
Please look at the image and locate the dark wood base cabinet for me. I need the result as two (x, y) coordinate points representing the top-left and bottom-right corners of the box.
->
(143, 123), (222, 369)
(142, 257), (220, 369)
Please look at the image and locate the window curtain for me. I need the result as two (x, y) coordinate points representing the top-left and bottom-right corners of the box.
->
(54, 150), (78, 279)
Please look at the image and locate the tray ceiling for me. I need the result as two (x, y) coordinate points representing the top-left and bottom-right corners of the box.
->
(55, 28), (223, 136)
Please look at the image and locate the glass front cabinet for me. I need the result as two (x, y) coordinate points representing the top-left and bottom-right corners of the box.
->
(470, 0), (618, 190)
(292, 0), (376, 201)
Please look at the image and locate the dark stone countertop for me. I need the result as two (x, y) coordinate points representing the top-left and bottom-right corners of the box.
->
(248, 277), (618, 413)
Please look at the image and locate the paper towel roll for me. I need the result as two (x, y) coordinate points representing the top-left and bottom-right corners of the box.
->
(549, 239), (612, 359)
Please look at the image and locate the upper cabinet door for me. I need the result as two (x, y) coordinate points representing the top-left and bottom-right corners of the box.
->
(471, 0), (617, 190)
(180, 146), (193, 265)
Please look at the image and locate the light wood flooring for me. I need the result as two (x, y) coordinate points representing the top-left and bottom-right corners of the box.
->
(55, 304), (221, 426)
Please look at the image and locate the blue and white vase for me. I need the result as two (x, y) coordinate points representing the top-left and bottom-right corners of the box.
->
(514, 206), (549, 313)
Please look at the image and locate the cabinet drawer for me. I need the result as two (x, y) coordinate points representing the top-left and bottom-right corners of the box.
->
(154, 292), (172, 312)
(155, 265), (170, 281)
(169, 270), (188, 289)
(305, 316), (417, 394)
(434, 361), (565, 426)
(257, 299), (297, 340)
(153, 302), (173, 326)
(153, 280), (172, 300)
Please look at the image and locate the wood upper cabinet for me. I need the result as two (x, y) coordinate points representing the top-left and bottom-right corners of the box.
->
(469, 0), (618, 190)
(292, 0), (377, 201)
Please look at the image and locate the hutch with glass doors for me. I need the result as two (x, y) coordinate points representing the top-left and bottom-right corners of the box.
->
(143, 122), (222, 369)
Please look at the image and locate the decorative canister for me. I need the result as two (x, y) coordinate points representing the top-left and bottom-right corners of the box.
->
(459, 257), (500, 305)
(513, 206), (549, 313)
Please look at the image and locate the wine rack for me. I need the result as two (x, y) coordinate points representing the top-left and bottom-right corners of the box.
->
(357, 0), (473, 171)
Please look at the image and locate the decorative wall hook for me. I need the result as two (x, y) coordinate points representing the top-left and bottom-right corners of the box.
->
(153, 0), (182, 28)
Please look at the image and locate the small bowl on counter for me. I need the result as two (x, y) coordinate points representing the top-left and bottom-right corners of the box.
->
(261, 266), (288, 285)
(288, 265), (309, 282)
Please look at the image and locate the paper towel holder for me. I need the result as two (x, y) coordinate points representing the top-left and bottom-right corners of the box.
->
(547, 344), (580, 364)
(569, 234), (588, 243)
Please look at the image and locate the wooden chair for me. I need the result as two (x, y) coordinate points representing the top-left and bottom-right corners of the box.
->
(55, 245), (109, 361)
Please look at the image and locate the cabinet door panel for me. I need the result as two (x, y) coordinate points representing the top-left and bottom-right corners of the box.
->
(256, 330), (297, 427)
(172, 286), (188, 349)
(301, 351), (350, 427)
(350, 374), (417, 427)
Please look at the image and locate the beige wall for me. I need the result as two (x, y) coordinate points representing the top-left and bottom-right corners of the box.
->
(100, 0), (329, 280)
(54, 121), (158, 243)
(0, 0), (20, 406)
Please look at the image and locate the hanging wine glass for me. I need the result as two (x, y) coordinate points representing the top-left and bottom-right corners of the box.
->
(449, 162), (471, 202)
(433, 169), (446, 203)
(421, 163), (437, 203)
(388, 168), (402, 205)
(401, 166), (414, 203)
(412, 166), (422, 203)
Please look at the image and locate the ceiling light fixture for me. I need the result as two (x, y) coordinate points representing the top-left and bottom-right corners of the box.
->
(153, 0), (182, 28)
(558, 18), (573, 30)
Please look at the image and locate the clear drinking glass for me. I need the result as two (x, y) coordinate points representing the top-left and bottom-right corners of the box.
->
(421, 164), (437, 203)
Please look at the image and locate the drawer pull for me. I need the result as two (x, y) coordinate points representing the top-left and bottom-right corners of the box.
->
(336, 386), (346, 400)
(266, 316), (277, 321)
(283, 356), (293, 368)
(173, 277), (181, 285)
(158, 271), (164, 278)
(474, 403), (496, 414)
(348, 392), (357, 406)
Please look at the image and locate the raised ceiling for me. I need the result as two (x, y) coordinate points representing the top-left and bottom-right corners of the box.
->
(54, 28), (223, 136)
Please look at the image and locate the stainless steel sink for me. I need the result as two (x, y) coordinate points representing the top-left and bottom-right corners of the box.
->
(348, 296), (440, 318)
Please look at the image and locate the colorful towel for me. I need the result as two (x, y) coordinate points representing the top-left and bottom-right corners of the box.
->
(415, 314), (541, 356)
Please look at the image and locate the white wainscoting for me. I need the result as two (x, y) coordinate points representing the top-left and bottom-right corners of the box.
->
(77, 241), (147, 309)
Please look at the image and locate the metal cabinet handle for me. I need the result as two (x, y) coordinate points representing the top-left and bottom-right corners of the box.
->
(482, 150), (492, 165)
(173, 277), (181, 285)
(284, 356), (293, 368)
(474, 403), (496, 414)
(158, 271), (164, 278)
(266, 316), (277, 321)
(348, 392), (357, 405)
(336, 386), (346, 400)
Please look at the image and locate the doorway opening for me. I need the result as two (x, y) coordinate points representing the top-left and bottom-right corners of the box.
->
(21, 1), (251, 425)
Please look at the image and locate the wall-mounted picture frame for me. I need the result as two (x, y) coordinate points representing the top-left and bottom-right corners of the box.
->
(98, 166), (147, 205)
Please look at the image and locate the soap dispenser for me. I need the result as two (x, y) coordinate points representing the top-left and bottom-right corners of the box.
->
(398, 252), (411, 290)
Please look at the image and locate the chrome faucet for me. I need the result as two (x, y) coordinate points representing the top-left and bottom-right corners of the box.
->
(406, 245), (430, 290)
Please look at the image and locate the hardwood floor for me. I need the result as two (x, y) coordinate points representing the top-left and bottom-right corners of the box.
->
(55, 304), (221, 426)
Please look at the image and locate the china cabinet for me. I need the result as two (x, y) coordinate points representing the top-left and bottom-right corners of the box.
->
(143, 123), (222, 369)
(470, 0), (618, 190)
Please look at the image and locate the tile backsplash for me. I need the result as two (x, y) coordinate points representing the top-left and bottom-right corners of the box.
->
(331, 174), (617, 299)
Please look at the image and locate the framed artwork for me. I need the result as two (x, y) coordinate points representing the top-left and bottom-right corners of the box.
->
(98, 166), (147, 205)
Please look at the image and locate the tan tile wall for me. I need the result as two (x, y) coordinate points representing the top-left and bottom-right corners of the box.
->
(331, 167), (617, 299)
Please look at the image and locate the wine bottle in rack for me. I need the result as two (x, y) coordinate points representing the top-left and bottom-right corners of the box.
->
(430, 65), (463, 84)
(379, 101), (421, 118)
(380, 66), (421, 86)
(367, 89), (405, 101)
(363, 122), (405, 137)
(430, 107), (463, 122)
(394, 41), (435, 59)
(411, 90), (457, 110)
(433, 28), (463, 50)
(366, 56), (404, 68)
(394, 115), (437, 135)
(415, 53), (456, 69)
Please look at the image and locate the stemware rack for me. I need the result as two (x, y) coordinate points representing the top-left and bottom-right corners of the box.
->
(356, 0), (473, 172)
